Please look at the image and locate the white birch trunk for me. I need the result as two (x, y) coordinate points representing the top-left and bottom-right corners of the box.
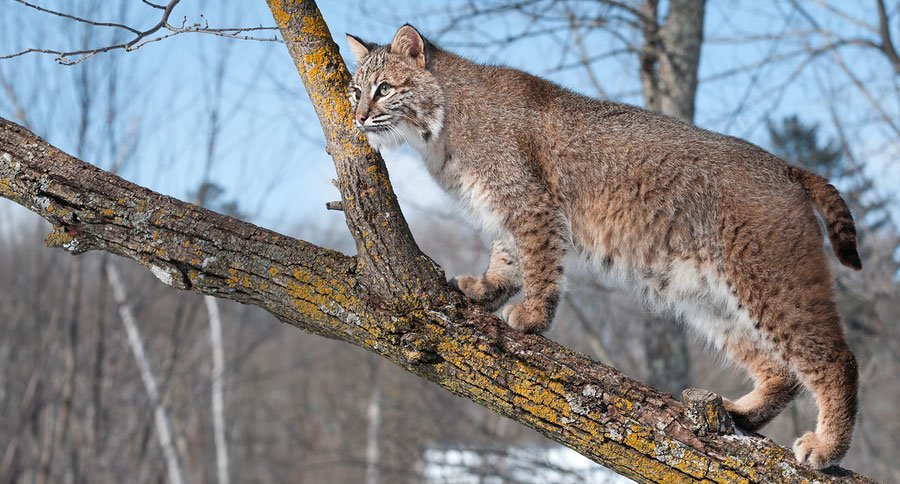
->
(204, 295), (230, 484)
(365, 375), (381, 484)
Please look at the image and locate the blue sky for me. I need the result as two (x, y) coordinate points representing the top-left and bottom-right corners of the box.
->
(1, 1), (897, 240)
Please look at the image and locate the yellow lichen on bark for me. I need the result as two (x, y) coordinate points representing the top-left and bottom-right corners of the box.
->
(267, 0), (308, 39)
(44, 226), (74, 248)
(267, 0), (377, 167)
(283, 267), (363, 332)
(301, 15), (330, 38)
(0, 178), (12, 196)
(421, 315), (760, 483)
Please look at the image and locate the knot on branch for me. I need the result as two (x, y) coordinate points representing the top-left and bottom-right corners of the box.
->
(45, 225), (102, 255)
(148, 260), (192, 290)
(682, 388), (736, 437)
(399, 331), (442, 365)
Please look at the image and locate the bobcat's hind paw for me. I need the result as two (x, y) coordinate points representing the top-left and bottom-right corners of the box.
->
(500, 303), (550, 334)
(723, 397), (768, 432)
(793, 432), (844, 470)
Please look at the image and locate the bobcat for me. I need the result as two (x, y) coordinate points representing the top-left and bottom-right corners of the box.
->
(346, 24), (860, 470)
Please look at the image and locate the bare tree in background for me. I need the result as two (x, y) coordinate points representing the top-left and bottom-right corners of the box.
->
(638, 0), (705, 122)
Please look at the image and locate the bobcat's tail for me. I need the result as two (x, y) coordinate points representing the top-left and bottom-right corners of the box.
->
(790, 166), (862, 270)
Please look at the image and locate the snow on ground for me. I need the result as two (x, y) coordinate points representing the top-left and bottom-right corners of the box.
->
(423, 445), (635, 483)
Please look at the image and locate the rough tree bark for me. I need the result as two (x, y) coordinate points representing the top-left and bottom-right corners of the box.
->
(0, 1), (876, 482)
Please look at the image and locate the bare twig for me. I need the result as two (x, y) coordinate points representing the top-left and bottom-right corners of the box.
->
(12, 0), (141, 35)
(1, 0), (281, 65)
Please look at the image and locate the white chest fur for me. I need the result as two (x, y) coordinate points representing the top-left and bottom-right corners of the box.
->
(424, 146), (506, 238)
(369, 121), (507, 239)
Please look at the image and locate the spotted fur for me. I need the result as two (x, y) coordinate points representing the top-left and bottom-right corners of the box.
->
(347, 25), (860, 469)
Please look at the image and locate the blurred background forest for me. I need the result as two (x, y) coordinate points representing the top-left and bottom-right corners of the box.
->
(1, 1), (898, 483)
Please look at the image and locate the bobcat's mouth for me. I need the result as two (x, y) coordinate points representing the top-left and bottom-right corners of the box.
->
(355, 113), (395, 133)
(356, 124), (392, 133)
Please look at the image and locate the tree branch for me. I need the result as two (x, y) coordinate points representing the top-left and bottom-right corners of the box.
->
(0, 0), (879, 480)
(875, 0), (900, 73)
(0, 110), (873, 484)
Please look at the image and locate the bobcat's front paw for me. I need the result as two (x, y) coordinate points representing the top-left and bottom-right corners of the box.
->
(793, 431), (844, 469)
(500, 302), (551, 334)
(449, 275), (513, 311)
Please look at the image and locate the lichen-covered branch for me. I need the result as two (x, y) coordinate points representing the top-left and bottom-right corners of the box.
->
(0, 0), (879, 481)
(266, 0), (446, 305)
(0, 109), (871, 484)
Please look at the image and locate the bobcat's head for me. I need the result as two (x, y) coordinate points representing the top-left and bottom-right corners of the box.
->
(346, 25), (445, 151)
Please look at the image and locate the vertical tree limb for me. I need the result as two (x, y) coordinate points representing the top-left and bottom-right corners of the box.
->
(266, 0), (447, 305)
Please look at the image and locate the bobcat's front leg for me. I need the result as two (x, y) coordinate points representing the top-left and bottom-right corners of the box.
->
(499, 196), (567, 334)
(450, 238), (521, 311)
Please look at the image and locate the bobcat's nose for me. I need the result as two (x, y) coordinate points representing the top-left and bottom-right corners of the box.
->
(355, 112), (368, 125)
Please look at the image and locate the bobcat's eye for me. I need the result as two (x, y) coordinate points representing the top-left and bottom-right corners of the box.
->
(350, 86), (361, 101)
(376, 83), (392, 97)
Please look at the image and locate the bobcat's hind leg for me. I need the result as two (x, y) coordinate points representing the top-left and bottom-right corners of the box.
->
(739, 282), (857, 468)
(722, 333), (801, 432)
(789, 328), (858, 469)
(450, 238), (521, 311)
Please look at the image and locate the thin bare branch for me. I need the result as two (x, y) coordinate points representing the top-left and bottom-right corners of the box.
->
(142, 0), (167, 10)
(12, 0), (142, 35)
(0, 1), (281, 65)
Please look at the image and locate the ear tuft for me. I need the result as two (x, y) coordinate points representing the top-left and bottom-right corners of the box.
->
(390, 24), (426, 68)
(346, 34), (372, 61)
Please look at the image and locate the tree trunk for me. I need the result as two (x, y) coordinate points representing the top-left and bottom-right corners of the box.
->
(657, 0), (706, 122)
(0, 0), (874, 481)
(638, 0), (706, 394)
(640, 0), (705, 123)
(365, 364), (381, 484)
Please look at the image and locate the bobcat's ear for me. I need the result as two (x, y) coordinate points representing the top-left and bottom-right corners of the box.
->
(346, 34), (374, 61)
(390, 24), (426, 68)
